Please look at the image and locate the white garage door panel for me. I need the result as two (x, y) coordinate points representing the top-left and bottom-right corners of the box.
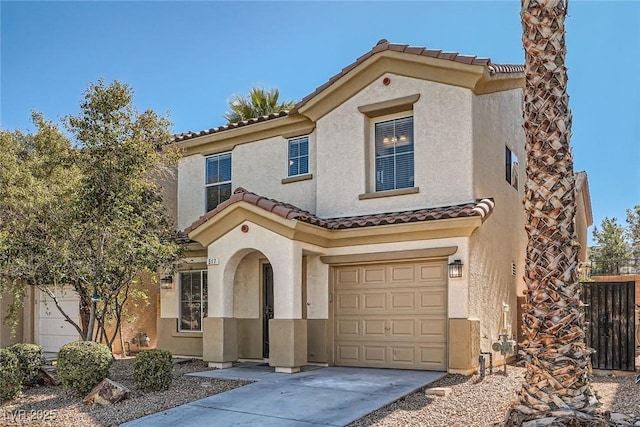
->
(334, 261), (447, 371)
(38, 288), (81, 353)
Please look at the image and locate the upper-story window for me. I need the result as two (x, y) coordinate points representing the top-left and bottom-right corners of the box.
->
(375, 116), (414, 192)
(505, 146), (519, 190)
(288, 136), (309, 177)
(179, 270), (207, 332)
(206, 153), (232, 212)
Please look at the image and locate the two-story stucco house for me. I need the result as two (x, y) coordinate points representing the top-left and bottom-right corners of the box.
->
(156, 40), (592, 374)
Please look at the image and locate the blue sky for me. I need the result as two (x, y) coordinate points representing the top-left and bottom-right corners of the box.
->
(2, 1), (639, 244)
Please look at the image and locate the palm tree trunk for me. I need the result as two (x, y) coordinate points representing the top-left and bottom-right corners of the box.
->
(506, 0), (607, 425)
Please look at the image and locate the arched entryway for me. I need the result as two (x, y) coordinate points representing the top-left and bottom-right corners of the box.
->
(201, 224), (308, 373)
(229, 249), (275, 361)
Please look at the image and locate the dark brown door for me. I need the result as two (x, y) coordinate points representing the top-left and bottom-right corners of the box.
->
(263, 264), (274, 358)
(584, 281), (635, 371)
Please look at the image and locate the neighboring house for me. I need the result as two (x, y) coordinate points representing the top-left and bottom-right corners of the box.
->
(153, 40), (590, 374)
(0, 282), (159, 354)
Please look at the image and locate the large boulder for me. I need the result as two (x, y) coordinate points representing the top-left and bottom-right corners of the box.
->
(83, 379), (130, 405)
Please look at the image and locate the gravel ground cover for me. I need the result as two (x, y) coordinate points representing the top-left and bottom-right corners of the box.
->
(0, 358), (249, 427)
(2, 359), (638, 426)
(350, 365), (640, 427)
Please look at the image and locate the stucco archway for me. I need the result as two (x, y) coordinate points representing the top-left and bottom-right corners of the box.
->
(202, 221), (308, 372)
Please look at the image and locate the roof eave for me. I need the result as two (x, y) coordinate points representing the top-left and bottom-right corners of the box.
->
(174, 114), (315, 156)
(294, 50), (524, 122)
(187, 200), (488, 249)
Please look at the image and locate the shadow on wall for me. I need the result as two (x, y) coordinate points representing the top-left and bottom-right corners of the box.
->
(471, 240), (518, 359)
(105, 272), (160, 355)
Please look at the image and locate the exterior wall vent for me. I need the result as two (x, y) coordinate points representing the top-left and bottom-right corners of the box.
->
(511, 263), (517, 276)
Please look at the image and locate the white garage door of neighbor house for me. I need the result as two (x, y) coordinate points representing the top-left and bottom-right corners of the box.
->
(37, 287), (81, 352)
(334, 260), (448, 371)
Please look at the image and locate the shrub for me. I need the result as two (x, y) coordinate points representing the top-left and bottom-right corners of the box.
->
(7, 343), (43, 386)
(57, 341), (113, 395)
(0, 348), (22, 401)
(133, 349), (173, 391)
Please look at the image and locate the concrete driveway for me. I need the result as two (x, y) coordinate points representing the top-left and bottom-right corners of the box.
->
(122, 363), (445, 427)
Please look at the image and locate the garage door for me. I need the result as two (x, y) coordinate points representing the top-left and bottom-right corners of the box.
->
(334, 260), (447, 371)
(37, 287), (81, 352)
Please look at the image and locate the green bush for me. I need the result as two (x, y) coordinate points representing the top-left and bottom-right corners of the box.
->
(57, 341), (113, 395)
(133, 349), (173, 391)
(7, 343), (43, 386)
(0, 348), (22, 401)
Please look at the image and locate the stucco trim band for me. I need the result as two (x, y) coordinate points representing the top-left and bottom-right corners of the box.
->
(179, 114), (315, 157)
(281, 173), (313, 185)
(188, 202), (485, 248)
(358, 94), (421, 118)
(320, 246), (457, 265)
(358, 186), (419, 200)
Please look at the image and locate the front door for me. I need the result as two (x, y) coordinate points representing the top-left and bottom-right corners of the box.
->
(263, 264), (274, 358)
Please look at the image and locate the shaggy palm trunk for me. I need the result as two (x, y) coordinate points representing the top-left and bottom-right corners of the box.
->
(506, 0), (606, 425)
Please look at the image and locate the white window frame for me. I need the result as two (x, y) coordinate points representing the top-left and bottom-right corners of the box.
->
(205, 152), (232, 212)
(370, 112), (415, 192)
(287, 136), (310, 177)
(178, 270), (208, 332)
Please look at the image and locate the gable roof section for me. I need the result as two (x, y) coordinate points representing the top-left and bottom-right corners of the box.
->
(185, 187), (495, 236)
(293, 39), (523, 116)
(173, 40), (524, 145)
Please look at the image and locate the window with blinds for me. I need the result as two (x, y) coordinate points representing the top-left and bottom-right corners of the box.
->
(288, 136), (309, 177)
(205, 153), (232, 212)
(374, 116), (414, 192)
(179, 271), (208, 332)
(505, 146), (519, 190)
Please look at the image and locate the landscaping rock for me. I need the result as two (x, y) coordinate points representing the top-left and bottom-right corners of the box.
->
(424, 387), (452, 397)
(83, 378), (130, 405)
(521, 417), (559, 427)
(40, 366), (61, 386)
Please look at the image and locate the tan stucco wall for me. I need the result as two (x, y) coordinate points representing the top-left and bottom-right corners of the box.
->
(106, 273), (159, 355)
(233, 133), (316, 214)
(156, 317), (203, 356)
(159, 165), (178, 228)
(449, 318), (480, 373)
(177, 154), (205, 230)
(469, 89), (526, 358)
(208, 222), (303, 319)
(237, 318), (262, 359)
(575, 177), (592, 263)
(307, 318), (329, 363)
(315, 73), (474, 218)
(176, 134), (317, 233)
(233, 252), (260, 319)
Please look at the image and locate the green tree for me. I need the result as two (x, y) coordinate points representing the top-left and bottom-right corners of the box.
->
(591, 217), (631, 274)
(0, 114), (81, 335)
(625, 205), (640, 259)
(224, 87), (294, 123)
(0, 80), (183, 351)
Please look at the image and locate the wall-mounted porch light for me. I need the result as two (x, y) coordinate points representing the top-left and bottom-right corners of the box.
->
(448, 260), (463, 278)
(159, 275), (174, 289)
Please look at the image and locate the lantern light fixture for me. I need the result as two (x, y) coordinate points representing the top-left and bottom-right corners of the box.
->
(448, 260), (463, 278)
(159, 275), (174, 289)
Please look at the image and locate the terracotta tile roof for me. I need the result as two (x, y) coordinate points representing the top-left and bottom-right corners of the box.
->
(294, 39), (523, 110)
(185, 187), (495, 235)
(173, 40), (523, 144)
(173, 111), (289, 142)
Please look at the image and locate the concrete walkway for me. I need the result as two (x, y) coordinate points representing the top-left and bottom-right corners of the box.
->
(122, 363), (445, 427)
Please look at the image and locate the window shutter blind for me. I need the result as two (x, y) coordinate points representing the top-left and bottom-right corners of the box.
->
(375, 116), (414, 191)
